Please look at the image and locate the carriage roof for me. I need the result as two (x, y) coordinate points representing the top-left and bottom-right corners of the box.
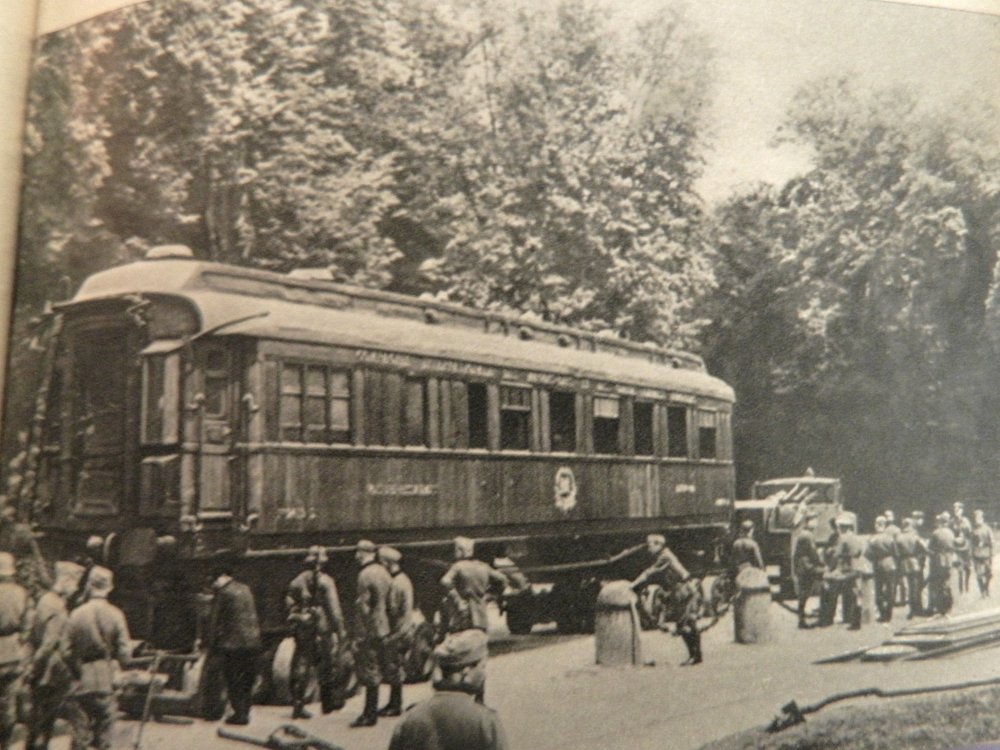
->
(68, 258), (735, 402)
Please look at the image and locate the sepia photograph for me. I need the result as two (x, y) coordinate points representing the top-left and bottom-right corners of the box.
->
(0, 0), (999, 748)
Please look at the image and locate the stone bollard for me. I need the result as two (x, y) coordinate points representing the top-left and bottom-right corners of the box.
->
(733, 567), (773, 644)
(594, 580), (642, 666)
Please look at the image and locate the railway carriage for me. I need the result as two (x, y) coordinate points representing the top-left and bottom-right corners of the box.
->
(24, 244), (735, 657)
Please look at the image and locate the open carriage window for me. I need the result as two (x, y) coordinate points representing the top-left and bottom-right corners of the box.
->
(697, 410), (718, 459)
(500, 385), (532, 451)
(141, 352), (180, 445)
(593, 395), (621, 455)
(633, 401), (654, 456)
(667, 405), (689, 458)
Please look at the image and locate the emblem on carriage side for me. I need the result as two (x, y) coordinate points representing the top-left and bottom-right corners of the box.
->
(554, 466), (577, 513)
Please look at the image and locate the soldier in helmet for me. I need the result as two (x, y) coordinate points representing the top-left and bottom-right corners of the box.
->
(792, 512), (822, 628)
(928, 512), (956, 615)
(64, 566), (131, 750)
(631, 534), (703, 665)
(833, 514), (864, 629)
(378, 546), (414, 718)
(27, 560), (85, 750)
(351, 539), (392, 728)
(971, 509), (994, 598)
(865, 516), (899, 623)
(896, 518), (928, 618)
(286, 545), (347, 719)
(0, 552), (30, 750)
(439, 537), (508, 635)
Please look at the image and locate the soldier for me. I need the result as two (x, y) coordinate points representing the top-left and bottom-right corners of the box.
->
(64, 566), (130, 750)
(0, 553), (29, 750)
(952, 502), (973, 539)
(833, 514), (864, 629)
(817, 518), (841, 627)
(896, 518), (928, 618)
(883, 510), (901, 537)
(206, 564), (261, 725)
(971, 509), (994, 598)
(286, 545), (347, 719)
(730, 519), (764, 574)
(388, 629), (508, 750)
(26, 560), (85, 750)
(439, 537), (508, 635)
(631, 534), (702, 665)
(954, 528), (972, 595)
(792, 513), (822, 628)
(928, 513), (956, 615)
(378, 546), (414, 718)
(865, 516), (898, 623)
(351, 539), (392, 728)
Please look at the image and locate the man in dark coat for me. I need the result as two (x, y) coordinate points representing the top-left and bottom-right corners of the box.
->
(631, 534), (702, 665)
(27, 560), (85, 750)
(833, 515), (864, 629)
(286, 545), (346, 719)
(351, 539), (392, 728)
(866, 516), (899, 623)
(792, 513), (823, 628)
(64, 566), (130, 750)
(378, 546), (414, 718)
(388, 629), (508, 750)
(439, 537), (508, 634)
(206, 564), (261, 725)
(896, 518), (928, 617)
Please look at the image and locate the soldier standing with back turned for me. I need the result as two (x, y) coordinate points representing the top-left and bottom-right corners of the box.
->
(64, 566), (130, 750)
(351, 539), (392, 728)
(896, 518), (928, 618)
(971, 509), (994, 598)
(866, 516), (899, 623)
(27, 560), (85, 750)
(792, 513), (822, 628)
(286, 545), (347, 719)
(440, 537), (508, 635)
(928, 513), (956, 615)
(378, 546), (414, 718)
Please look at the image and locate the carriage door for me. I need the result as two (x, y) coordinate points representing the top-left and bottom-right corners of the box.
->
(195, 343), (236, 516)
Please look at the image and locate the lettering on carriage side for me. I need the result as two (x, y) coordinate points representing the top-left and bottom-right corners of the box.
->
(674, 483), (696, 494)
(366, 483), (437, 497)
(554, 466), (577, 513)
(356, 349), (494, 379)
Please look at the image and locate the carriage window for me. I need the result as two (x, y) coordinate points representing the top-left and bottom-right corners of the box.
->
(634, 401), (654, 456)
(667, 405), (689, 458)
(204, 348), (229, 418)
(279, 363), (351, 443)
(467, 383), (488, 449)
(593, 396), (620, 455)
(403, 378), (428, 447)
(500, 385), (532, 451)
(698, 410), (718, 459)
(141, 354), (180, 445)
(549, 390), (576, 453)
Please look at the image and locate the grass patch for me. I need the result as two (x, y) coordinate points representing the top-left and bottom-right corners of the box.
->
(701, 684), (1000, 750)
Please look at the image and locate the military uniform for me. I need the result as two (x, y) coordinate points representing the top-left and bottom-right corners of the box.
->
(928, 525), (955, 615)
(866, 530), (898, 622)
(384, 566), (414, 688)
(439, 559), (508, 633)
(834, 530), (864, 629)
(633, 546), (702, 664)
(0, 568), (30, 750)
(286, 566), (346, 716)
(26, 561), (84, 750)
(730, 537), (764, 573)
(792, 528), (822, 627)
(896, 527), (928, 616)
(206, 576), (261, 724)
(390, 629), (506, 750)
(352, 543), (394, 727)
(971, 520), (994, 597)
(64, 570), (130, 750)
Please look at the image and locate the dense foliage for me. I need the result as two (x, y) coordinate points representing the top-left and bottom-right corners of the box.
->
(7, 1), (1000, 517)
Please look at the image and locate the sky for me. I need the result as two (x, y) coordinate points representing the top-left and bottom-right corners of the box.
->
(35, 0), (1000, 204)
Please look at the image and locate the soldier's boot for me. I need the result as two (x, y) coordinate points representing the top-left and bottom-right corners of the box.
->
(292, 701), (313, 720)
(350, 687), (379, 728)
(680, 632), (702, 666)
(378, 684), (403, 717)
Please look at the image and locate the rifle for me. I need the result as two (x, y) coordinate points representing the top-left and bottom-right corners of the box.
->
(217, 724), (345, 750)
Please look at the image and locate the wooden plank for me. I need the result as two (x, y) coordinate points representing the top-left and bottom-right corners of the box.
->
(427, 377), (440, 448)
(486, 383), (500, 452)
(384, 372), (403, 446)
(530, 388), (542, 452)
(453, 381), (469, 449)
(539, 390), (551, 453)
(263, 360), (280, 442)
(620, 396), (634, 455)
(352, 369), (365, 446)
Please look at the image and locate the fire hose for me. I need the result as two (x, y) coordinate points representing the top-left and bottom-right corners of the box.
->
(768, 675), (1000, 733)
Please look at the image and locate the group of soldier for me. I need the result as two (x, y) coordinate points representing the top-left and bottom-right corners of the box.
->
(0, 552), (130, 750)
(275, 535), (509, 749)
(791, 501), (995, 630)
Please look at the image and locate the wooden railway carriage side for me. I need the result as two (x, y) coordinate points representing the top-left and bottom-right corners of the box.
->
(30, 245), (735, 650)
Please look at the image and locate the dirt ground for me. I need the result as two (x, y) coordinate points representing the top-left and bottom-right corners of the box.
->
(34, 575), (1000, 750)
